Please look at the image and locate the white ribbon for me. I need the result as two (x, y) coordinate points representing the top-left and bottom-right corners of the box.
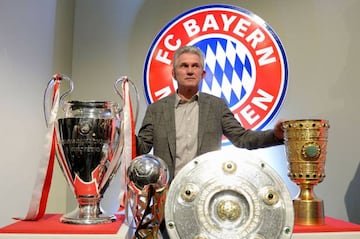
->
(118, 79), (136, 210)
(15, 77), (60, 220)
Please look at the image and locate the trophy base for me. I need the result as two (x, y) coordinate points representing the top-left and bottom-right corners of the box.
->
(125, 226), (163, 239)
(60, 207), (116, 225)
(125, 219), (163, 239)
(293, 198), (325, 225)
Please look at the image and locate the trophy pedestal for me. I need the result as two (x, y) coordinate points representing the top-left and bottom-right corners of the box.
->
(293, 198), (325, 226)
(61, 202), (116, 225)
(125, 223), (163, 239)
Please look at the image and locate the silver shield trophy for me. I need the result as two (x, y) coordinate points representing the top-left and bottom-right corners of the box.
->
(165, 148), (294, 239)
(43, 73), (135, 224)
(125, 154), (169, 239)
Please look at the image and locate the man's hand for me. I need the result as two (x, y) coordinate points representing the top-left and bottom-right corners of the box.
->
(274, 119), (285, 140)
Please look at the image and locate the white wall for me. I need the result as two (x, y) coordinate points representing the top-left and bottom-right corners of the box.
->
(0, 0), (74, 227)
(1, 0), (359, 228)
(70, 0), (360, 224)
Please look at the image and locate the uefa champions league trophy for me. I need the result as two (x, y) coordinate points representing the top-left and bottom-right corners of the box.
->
(282, 119), (330, 225)
(125, 154), (169, 239)
(43, 73), (134, 224)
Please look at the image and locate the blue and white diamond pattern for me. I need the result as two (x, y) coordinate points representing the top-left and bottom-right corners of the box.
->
(197, 37), (256, 109)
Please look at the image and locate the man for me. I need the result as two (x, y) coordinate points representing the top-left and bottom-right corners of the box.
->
(135, 45), (285, 239)
(136, 45), (284, 181)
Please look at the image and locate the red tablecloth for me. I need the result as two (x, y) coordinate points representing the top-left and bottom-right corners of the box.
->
(1, 214), (359, 235)
(0, 214), (125, 234)
(294, 217), (360, 233)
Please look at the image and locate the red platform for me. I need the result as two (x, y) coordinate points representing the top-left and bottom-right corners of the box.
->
(294, 216), (360, 233)
(0, 214), (359, 238)
(0, 214), (125, 234)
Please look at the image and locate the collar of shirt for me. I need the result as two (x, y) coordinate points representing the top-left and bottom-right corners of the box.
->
(175, 92), (199, 108)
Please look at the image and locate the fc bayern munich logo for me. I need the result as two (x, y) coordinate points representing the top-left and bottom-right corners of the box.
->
(144, 4), (288, 131)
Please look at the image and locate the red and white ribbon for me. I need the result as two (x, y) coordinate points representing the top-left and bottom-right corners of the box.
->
(14, 74), (61, 220)
(118, 78), (136, 210)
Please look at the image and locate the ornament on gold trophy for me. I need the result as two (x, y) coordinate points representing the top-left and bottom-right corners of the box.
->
(282, 119), (330, 225)
(43, 73), (135, 224)
(125, 154), (169, 239)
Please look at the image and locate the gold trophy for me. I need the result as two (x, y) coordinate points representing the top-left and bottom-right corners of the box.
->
(282, 119), (330, 225)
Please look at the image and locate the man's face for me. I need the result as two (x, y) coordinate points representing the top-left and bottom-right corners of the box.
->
(172, 53), (206, 90)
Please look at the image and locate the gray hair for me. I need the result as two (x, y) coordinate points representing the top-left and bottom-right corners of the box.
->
(172, 45), (205, 70)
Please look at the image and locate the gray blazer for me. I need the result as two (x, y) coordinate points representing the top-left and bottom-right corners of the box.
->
(136, 92), (283, 180)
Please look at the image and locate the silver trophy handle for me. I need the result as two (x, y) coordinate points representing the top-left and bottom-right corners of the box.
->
(43, 73), (74, 127)
(114, 76), (140, 124)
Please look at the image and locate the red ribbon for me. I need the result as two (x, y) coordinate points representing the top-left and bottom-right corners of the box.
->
(14, 75), (60, 221)
(118, 78), (136, 210)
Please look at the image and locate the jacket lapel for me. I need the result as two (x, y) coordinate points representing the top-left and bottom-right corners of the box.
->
(198, 93), (210, 153)
(163, 95), (176, 160)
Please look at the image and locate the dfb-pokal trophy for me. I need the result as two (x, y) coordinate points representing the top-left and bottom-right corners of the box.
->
(282, 119), (330, 225)
(44, 73), (133, 224)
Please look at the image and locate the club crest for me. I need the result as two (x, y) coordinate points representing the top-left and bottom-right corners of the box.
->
(144, 4), (288, 133)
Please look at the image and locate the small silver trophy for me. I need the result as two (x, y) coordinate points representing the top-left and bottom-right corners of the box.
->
(125, 154), (169, 239)
(44, 73), (135, 224)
